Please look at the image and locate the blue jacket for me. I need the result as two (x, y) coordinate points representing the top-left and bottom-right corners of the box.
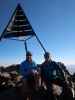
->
(20, 60), (37, 79)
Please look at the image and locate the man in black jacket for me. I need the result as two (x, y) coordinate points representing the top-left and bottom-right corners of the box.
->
(40, 52), (64, 100)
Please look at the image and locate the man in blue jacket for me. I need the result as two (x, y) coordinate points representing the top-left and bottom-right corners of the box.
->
(20, 51), (37, 79)
(19, 51), (37, 99)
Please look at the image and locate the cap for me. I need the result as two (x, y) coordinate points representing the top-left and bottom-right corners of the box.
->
(26, 51), (32, 56)
(44, 52), (50, 58)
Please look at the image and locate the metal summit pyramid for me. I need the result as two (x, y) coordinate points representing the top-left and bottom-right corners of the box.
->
(1, 4), (35, 39)
(0, 4), (46, 53)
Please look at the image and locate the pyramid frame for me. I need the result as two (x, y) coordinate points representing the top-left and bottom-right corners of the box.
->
(0, 4), (46, 53)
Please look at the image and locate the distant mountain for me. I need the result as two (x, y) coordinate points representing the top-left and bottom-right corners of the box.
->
(0, 64), (20, 72)
(0, 63), (75, 75)
(66, 65), (75, 74)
